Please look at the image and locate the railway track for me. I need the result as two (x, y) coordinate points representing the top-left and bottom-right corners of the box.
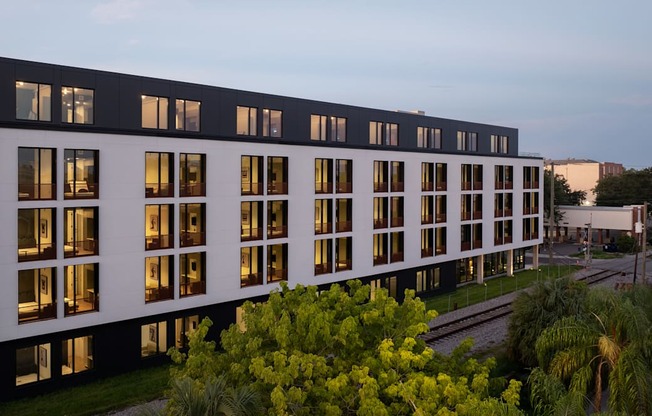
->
(422, 268), (623, 347)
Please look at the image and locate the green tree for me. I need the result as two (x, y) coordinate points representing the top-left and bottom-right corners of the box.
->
(534, 287), (652, 414)
(507, 276), (588, 367)
(594, 168), (652, 207)
(172, 281), (524, 415)
(543, 170), (586, 224)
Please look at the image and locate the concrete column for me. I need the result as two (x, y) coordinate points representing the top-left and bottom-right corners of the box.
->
(598, 229), (603, 244)
(507, 249), (514, 276)
(532, 244), (539, 269)
(476, 255), (484, 284)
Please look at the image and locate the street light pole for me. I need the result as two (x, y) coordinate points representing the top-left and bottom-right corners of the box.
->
(549, 163), (554, 266)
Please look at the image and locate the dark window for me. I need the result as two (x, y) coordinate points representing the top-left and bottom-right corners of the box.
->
(180, 252), (205, 297)
(18, 147), (56, 200)
(180, 153), (205, 197)
(180, 203), (206, 247)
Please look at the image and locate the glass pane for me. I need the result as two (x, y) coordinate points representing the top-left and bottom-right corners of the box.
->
(141, 96), (158, 128)
(175, 99), (185, 130)
(185, 100), (200, 131)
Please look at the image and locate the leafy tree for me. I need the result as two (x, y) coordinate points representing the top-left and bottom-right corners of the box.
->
(507, 276), (588, 367)
(534, 287), (652, 414)
(171, 281), (524, 415)
(543, 170), (586, 224)
(616, 234), (636, 253)
(594, 168), (652, 207)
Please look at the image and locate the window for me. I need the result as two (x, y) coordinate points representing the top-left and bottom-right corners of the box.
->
(373, 233), (388, 266)
(494, 220), (513, 245)
(422, 162), (434, 191)
(436, 195), (447, 223)
(436, 163), (447, 191)
(18, 147), (56, 200)
(18, 267), (56, 323)
(145, 152), (174, 197)
(505, 166), (513, 189)
(64, 207), (98, 257)
(461, 224), (471, 251)
(416, 127), (441, 149)
(495, 165), (505, 190)
(473, 194), (483, 220)
(314, 239), (332, 275)
(391, 161), (404, 192)
(64, 263), (99, 315)
(473, 164), (483, 190)
(416, 268), (440, 293)
(373, 161), (388, 192)
(505, 193), (513, 216)
(421, 196), (433, 224)
(145, 256), (173, 302)
(145, 204), (173, 250)
(336, 159), (352, 193)
(473, 223), (483, 249)
(490, 134), (509, 154)
(141, 95), (168, 129)
(461, 164), (482, 190)
(421, 228), (433, 258)
(369, 121), (398, 146)
(370, 276), (397, 299)
(180, 153), (205, 197)
(335, 198), (352, 232)
(523, 217), (539, 240)
(180, 252), (205, 297)
(175, 315), (199, 349)
(390, 231), (404, 263)
(62, 87), (94, 124)
(523, 166), (540, 189)
(335, 237), (352, 271)
(18, 208), (56, 262)
(311, 114), (327, 141)
(268, 157), (288, 195)
(456, 131), (477, 151)
(16, 343), (51, 385)
(390, 196), (404, 227)
(241, 246), (263, 287)
(16, 81), (51, 121)
(241, 156), (263, 195)
(458, 258), (476, 283)
(315, 158), (333, 193)
(267, 244), (288, 283)
(373, 197), (388, 229)
(241, 201), (263, 241)
(315, 199), (332, 235)
(237, 106), (257, 135)
(523, 192), (540, 215)
(436, 227), (447, 255)
(461, 195), (472, 221)
(141, 321), (167, 357)
(267, 200), (288, 239)
(263, 108), (282, 137)
(495, 194), (504, 217)
(62, 335), (94, 375)
(331, 116), (347, 142)
(64, 149), (99, 199)
(180, 203), (206, 247)
(175, 99), (200, 131)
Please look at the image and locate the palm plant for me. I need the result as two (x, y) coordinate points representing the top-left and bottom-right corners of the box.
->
(534, 288), (652, 414)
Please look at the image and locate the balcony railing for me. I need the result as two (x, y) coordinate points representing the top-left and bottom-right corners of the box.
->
(373, 254), (387, 266)
(436, 246), (446, 255)
(267, 225), (288, 239)
(18, 183), (56, 200)
(336, 220), (352, 233)
(436, 182), (447, 191)
(145, 286), (173, 302)
(241, 272), (263, 287)
(335, 259), (352, 272)
(18, 243), (56, 262)
(505, 209), (513, 217)
(18, 302), (56, 323)
(64, 182), (99, 199)
(472, 211), (482, 220)
(180, 182), (206, 197)
(180, 280), (206, 297)
(64, 239), (98, 257)
(473, 240), (483, 249)
(505, 181), (513, 189)
(391, 217), (404, 227)
(495, 181), (504, 190)
(391, 252), (404, 263)
(146, 234), (173, 250)
(145, 183), (174, 198)
(315, 222), (332, 235)
(461, 242), (471, 251)
(241, 227), (263, 242)
(267, 267), (288, 283)
(373, 218), (388, 229)
(421, 247), (433, 258)
(421, 214), (433, 224)
(495, 209), (504, 217)
(373, 182), (388, 193)
(461, 212), (471, 221)
(315, 182), (333, 194)
(436, 213), (447, 223)
(505, 236), (513, 244)
(314, 262), (332, 275)
(181, 231), (206, 247)
(461, 181), (472, 191)
(473, 181), (483, 190)
(391, 181), (404, 192)
(336, 182), (352, 193)
(241, 182), (263, 196)
(268, 182), (288, 195)
(422, 182), (434, 192)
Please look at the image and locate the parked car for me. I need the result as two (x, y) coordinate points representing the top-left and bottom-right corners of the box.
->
(603, 243), (618, 252)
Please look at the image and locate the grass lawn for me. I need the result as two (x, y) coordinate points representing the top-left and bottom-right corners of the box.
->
(424, 264), (582, 315)
(0, 365), (170, 416)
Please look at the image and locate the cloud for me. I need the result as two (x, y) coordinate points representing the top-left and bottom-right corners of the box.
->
(91, 0), (149, 24)
(609, 95), (652, 107)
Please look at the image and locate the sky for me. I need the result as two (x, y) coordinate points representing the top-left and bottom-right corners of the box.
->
(1, 1), (651, 168)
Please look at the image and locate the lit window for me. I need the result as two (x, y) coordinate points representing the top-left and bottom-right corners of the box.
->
(436, 227), (446, 255)
(237, 106), (257, 135)
(311, 114), (327, 141)
(64, 149), (99, 199)
(18, 147), (56, 200)
(335, 198), (352, 233)
(416, 268), (440, 293)
(390, 196), (404, 227)
(62, 87), (94, 124)
(267, 244), (288, 283)
(64, 207), (98, 257)
(373, 161), (388, 192)
(180, 203), (206, 247)
(64, 264), (99, 315)
(417, 127), (441, 149)
(18, 208), (56, 262)
(241, 201), (263, 241)
(315, 199), (332, 235)
(369, 121), (398, 145)
(141, 95), (168, 129)
(315, 158), (333, 194)
(241, 246), (263, 287)
(490, 134), (509, 154)
(267, 200), (288, 239)
(268, 157), (288, 195)
(145, 204), (174, 250)
(241, 155), (263, 195)
(16, 81), (51, 121)
(314, 239), (332, 275)
(390, 231), (404, 263)
(62, 335), (94, 375)
(16, 343), (52, 385)
(141, 321), (167, 357)
(175, 315), (199, 349)
(421, 228), (433, 258)
(18, 268), (56, 323)
(421, 162), (434, 191)
(145, 152), (174, 197)
(180, 153), (206, 197)
(145, 256), (173, 303)
(335, 159), (352, 193)
(335, 237), (352, 271)
(263, 108), (282, 137)
(180, 252), (205, 297)
(175, 99), (200, 132)
(372, 233), (388, 266)
(391, 161), (404, 192)
(456, 131), (477, 151)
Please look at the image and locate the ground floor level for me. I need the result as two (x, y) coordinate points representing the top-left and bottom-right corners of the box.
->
(0, 246), (532, 402)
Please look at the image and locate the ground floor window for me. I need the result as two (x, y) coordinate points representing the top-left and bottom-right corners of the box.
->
(370, 276), (397, 299)
(457, 257), (477, 283)
(16, 343), (51, 386)
(141, 321), (168, 357)
(175, 315), (199, 349)
(62, 335), (93, 375)
(416, 268), (440, 293)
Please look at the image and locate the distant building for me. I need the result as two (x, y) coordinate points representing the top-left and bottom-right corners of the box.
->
(545, 159), (624, 205)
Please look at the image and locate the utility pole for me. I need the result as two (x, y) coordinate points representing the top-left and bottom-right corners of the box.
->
(585, 216), (592, 269)
(549, 162), (554, 266)
(643, 203), (647, 284)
